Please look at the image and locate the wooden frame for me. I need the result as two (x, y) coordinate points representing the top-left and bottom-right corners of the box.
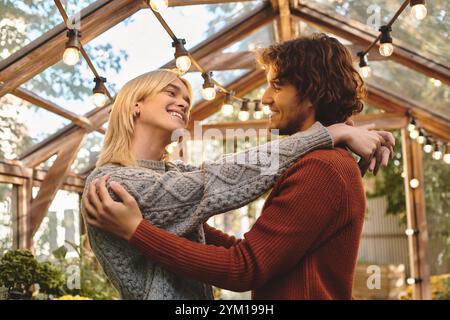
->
(0, 0), (144, 97)
(401, 129), (431, 300)
(291, 3), (450, 86)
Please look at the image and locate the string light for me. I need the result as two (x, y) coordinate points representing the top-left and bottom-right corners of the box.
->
(409, 128), (419, 140)
(262, 104), (271, 115)
(407, 117), (417, 132)
(238, 99), (250, 122)
(221, 92), (234, 116)
(409, 178), (420, 189)
(432, 142), (443, 160)
(417, 129), (426, 144)
(410, 0), (427, 21)
(423, 136), (433, 153)
(63, 29), (81, 66)
(149, 0), (168, 13)
(405, 228), (419, 236)
(357, 52), (371, 78)
(253, 100), (263, 119)
(379, 25), (394, 57)
(92, 76), (108, 107)
(201, 72), (216, 101)
(172, 38), (191, 73)
(406, 277), (422, 285)
(443, 144), (450, 164)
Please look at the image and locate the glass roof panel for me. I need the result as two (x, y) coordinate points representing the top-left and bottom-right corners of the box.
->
(0, 0), (97, 61)
(307, 0), (449, 66)
(0, 94), (70, 160)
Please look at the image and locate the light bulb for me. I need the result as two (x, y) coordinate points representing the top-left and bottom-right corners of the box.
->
(417, 135), (426, 144)
(149, 0), (168, 12)
(202, 87), (216, 101)
(444, 153), (450, 164)
(409, 129), (419, 140)
(238, 110), (250, 122)
(379, 43), (394, 57)
(407, 123), (416, 132)
(253, 110), (263, 119)
(176, 55), (191, 73)
(63, 47), (79, 66)
(432, 150), (442, 160)
(409, 178), (420, 189)
(262, 105), (271, 115)
(405, 229), (417, 236)
(423, 144), (433, 153)
(93, 92), (107, 107)
(360, 65), (372, 78)
(221, 103), (234, 116)
(411, 4), (427, 20)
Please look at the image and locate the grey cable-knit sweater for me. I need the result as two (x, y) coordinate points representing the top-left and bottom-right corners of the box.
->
(83, 122), (333, 300)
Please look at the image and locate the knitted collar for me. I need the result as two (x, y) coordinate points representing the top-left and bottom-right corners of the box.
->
(136, 159), (166, 172)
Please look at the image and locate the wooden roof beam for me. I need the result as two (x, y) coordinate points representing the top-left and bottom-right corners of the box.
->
(161, 3), (276, 70)
(19, 104), (110, 168)
(11, 87), (105, 134)
(291, 4), (450, 86)
(0, 0), (144, 98)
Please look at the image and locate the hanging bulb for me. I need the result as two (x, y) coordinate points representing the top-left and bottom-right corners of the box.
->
(407, 117), (416, 132)
(432, 143), (442, 160)
(357, 52), (371, 78)
(149, 0), (168, 12)
(172, 39), (191, 73)
(201, 72), (216, 101)
(238, 99), (250, 122)
(63, 29), (81, 66)
(221, 92), (234, 116)
(417, 129), (426, 144)
(262, 104), (271, 115)
(92, 76), (108, 107)
(63, 48), (79, 66)
(253, 100), (263, 119)
(443, 144), (450, 164)
(423, 136), (433, 153)
(409, 128), (419, 140)
(379, 25), (394, 57)
(410, 0), (427, 20)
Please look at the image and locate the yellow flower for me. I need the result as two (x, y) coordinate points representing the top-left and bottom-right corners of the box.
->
(54, 295), (92, 300)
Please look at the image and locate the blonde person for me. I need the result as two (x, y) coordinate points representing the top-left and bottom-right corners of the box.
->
(82, 68), (393, 300)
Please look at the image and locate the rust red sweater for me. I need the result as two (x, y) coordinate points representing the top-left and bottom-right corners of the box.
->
(129, 147), (366, 299)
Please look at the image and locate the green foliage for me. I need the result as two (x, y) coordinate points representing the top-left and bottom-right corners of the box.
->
(52, 238), (119, 300)
(367, 130), (406, 222)
(0, 249), (38, 298)
(35, 261), (65, 296)
(0, 249), (66, 299)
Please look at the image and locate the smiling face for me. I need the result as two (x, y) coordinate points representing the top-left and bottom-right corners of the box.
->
(261, 66), (316, 135)
(136, 77), (191, 135)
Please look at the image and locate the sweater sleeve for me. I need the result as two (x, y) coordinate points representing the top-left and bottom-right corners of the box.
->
(203, 223), (241, 248)
(104, 122), (333, 235)
(128, 158), (348, 292)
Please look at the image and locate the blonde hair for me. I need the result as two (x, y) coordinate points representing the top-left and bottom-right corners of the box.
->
(96, 69), (192, 167)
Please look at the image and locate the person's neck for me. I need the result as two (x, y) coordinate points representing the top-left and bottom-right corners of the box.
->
(296, 117), (316, 133)
(131, 124), (170, 161)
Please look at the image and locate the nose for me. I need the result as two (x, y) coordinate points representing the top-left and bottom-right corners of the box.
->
(261, 87), (273, 106)
(176, 98), (189, 114)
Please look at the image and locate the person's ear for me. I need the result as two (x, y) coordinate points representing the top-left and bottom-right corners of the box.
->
(133, 102), (141, 118)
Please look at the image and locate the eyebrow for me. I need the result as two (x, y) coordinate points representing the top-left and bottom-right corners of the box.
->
(165, 84), (191, 105)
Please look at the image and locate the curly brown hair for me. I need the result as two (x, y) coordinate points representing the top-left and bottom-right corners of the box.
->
(257, 33), (366, 126)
